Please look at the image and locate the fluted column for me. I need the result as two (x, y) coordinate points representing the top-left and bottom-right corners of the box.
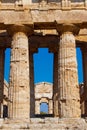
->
(35, 100), (40, 114)
(81, 47), (87, 116)
(48, 99), (53, 114)
(57, 24), (81, 118)
(53, 52), (59, 117)
(0, 49), (5, 118)
(8, 25), (33, 119)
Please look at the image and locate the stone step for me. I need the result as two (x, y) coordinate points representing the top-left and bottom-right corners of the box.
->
(0, 123), (67, 130)
(29, 123), (67, 129)
(30, 117), (59, 124)
(0, 118), (87, 130)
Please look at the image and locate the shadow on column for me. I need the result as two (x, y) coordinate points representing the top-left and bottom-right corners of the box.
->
(3, 105), (8, 118)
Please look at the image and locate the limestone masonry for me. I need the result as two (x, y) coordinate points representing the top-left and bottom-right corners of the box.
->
(0, 0), (87, 129)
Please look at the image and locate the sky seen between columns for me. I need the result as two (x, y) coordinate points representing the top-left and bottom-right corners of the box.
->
(4, 48), (83, 84)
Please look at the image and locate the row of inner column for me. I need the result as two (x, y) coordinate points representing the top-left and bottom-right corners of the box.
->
(0, 26), (87, 119)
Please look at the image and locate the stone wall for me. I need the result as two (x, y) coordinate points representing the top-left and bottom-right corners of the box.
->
(35, 82), (53, 114)
(35, 82), (53, 99)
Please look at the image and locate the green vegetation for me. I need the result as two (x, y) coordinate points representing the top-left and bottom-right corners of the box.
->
(40, 111), (47, 114)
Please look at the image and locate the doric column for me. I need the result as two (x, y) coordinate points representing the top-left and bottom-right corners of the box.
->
(35, 100), (40, 114)
(30, 51), (35, 117)
(57, 24), (81, 118)
(29, 48), (38, 117)
(0, 48), (5, 118)
(48, 99), (53, 114)
(8, 25), (33, 119)
(49, 46), (58, 117)
(81, 47), (87, 116)
(53, 52), (59, 117)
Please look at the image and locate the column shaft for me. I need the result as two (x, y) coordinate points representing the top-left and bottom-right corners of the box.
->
(9, 32), (30, 119)
(35, 100), (40, 114)
(0, 49), (5, 118)
(81, 48), (87, 116)
(30, 52), (35, 117)
(48, 100), (53, 114)
(58, 32), (81, 118)
(53, 52), (59, 117)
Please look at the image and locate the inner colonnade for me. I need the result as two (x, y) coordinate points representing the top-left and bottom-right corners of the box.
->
(0, 23), (87, 120)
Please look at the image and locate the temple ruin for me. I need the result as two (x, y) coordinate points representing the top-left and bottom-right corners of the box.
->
(0, 0), (87, 129)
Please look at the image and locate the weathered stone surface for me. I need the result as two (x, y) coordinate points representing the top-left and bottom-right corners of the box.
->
(53, 52), (59, 117)
(0, 118), (87, 130)
(58, 32), (81, 118)
(0, 0), (87, 129)
(8, 31), (30, 119)
(35, 82), (53, 99)
(0, 49), (5, 118)
(81, 48), (87, 117)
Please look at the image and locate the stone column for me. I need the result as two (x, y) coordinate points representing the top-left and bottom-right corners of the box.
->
(53, 52), (59, 117)
(48, 99), (53, 114)
(0, 49), (5, 118)
(35, 100), (40, 114)
(81, 47), (87, 116)
(30, 51), (35, 117)
(57, 24), (81, 118)
(8, 25), (33, 119)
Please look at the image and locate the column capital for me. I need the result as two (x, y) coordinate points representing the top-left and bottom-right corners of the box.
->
(56, 23), (80, 35)
(7, 24), (34, 37)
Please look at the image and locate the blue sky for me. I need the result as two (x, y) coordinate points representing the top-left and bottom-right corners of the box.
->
(4, 47), (83, 83)
(34, 48), (53, 83)
(4, 47), (83, 113)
